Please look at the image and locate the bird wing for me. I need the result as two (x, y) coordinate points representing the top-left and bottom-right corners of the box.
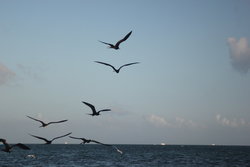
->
(94, 61), (117, 71)
(69, 136), (86, 140)
(82, 101), (97, 114)
(90, 140), (112, 146)
(47, 119), (68, 125)
(27, 115), (45, 125)
(12, 143), (30, 150)
(52, 132), (72, 141)
(98, 40), (114, 47)
(69, 136), (89, 144)
(98, 109), (111, 113)
(115, 31), (132, 47)
(118, 62), (140, 71)
(29, 134), (50, 143)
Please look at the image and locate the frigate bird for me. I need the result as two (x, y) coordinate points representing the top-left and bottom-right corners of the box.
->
(99, 31), (132, 50)
(82, 101), (111, 116)
(26, 115), (68, 128)
(69, 136), (100, 144)
(29, 132), (72, 144)
(94, 61), (140, 73)
(69, 136), (123, 154)
(0, 138), (30, 153)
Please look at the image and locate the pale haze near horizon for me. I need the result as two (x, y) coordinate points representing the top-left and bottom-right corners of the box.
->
(0, 0), (250, 145)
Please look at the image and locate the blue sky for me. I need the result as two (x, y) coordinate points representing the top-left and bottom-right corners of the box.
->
(0, 0), (250, 145)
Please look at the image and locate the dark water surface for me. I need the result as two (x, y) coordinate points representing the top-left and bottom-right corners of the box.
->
(1, 144), (250, 167)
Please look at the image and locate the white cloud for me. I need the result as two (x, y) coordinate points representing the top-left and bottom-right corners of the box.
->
(146, 114), (200, 128)
(216, 114), (249, 127)
(147, 114), (169, 127)
(175, 116), (198, 128)
(0, 63), (15, 85)
(227, 37), (250, 73)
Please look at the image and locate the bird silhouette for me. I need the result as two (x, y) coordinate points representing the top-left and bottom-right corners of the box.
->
(29, 132), (72, 144)
(69, 136), (123, 154)
(82, 101), (111, 116)
(99, 31), (132, 50)
(94, 61), (140, 73)
(27, 115), (68, 128)
(69, 136), (103, 145)
(0, 138), (30, 153)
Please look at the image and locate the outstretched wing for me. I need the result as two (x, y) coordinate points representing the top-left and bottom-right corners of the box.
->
(119, 62), (140, 71)
(98, 40), (114, 47)
(12, 143), (30, 150)
(27, 115), (45, 124)
(52, 132), (72, 141)
(69, 136), (81, 140)
(82, 101), (97, 114)
(115, 31), (132, 47)
(94, 61), (117, 72)
(69, 136), (86, 140)
(47, 119), (68, 125)
(69, 136), (89, 144)
(90, 140), (112, 146)
(98, 109), (111, 113)
(29, 134), (50, 143)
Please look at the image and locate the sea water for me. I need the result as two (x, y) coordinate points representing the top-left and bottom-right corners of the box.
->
(0, 144), (250, 167)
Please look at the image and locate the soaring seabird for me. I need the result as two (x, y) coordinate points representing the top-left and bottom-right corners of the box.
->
(99, 31), (132, 50)
(82, 101), (111, 116)
(94, 61), (140, 73)
(0, 138), (30, 153)
(69, 136), (93, 144)
(27, 115), (68, 128)
(69, 136), (123, 154)
(29, 132), (72, 144)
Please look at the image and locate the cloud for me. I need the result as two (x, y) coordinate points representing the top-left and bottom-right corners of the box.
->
(146, 114), (200, 128)
(175, 116), (198, 128)
(147, 114), (170, 127)
(216, 114), (249, 127)
(0, 63), (15, 85)
(227, 37), (250, 73)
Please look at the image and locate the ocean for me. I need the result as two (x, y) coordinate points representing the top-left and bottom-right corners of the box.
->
(0, 144), (250, 167)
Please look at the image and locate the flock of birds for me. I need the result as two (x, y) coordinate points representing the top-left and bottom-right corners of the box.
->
(1, 30), (138, 156)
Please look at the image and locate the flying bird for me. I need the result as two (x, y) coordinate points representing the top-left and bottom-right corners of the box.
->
(82, 101), (111, 116)
(69, 136), (123, 154)
(69, 136), (101, 144)
(27, 115), (68, 128)
(0, 138), (30, 153)
(29, 132), (72, 144)
(99, 31), (132, 50)
(94, 61), (140, 73)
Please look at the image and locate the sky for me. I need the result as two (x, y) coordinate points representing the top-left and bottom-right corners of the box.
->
(0, 0), (250, 145)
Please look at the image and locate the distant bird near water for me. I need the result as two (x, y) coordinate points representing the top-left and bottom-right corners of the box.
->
(0, 138), (30, 153)
(69, 136), (104, 145)
(94, 61), (140, 73)
(26, 115), (68, 127)
(69, 136), (123, 154)
(82, 101), (111, 116)
(99, 31), (132, 50)
(29, 132), (72, 144)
